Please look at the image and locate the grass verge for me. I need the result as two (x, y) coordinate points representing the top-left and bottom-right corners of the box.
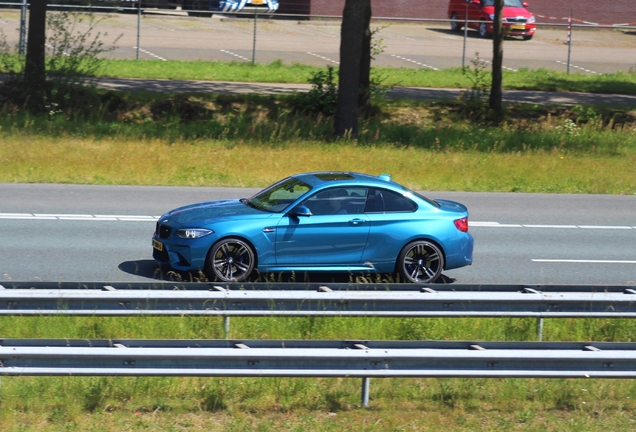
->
(94, 59), (636, 94)
(1, 95), (635, 194)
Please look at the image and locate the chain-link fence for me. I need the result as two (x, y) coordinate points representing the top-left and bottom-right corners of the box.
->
(1, 4), (635, 75)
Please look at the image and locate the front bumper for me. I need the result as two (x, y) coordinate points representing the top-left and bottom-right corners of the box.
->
(152, 233), (218, 272)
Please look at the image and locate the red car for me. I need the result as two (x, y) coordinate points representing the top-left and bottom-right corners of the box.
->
(448, 0), (536, 40)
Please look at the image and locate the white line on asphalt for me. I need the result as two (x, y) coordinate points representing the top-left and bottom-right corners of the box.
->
(133, 47), (167, 62)
(391, 54), (439, 70)
(0, 213), (158, 222)
(555, 60), (599, 74)
(533, 259), (636, 264)
(306, 52), (339, 65)
(220, 49), (250, 62)
(472, 222), (634, 230)
(481, 59), (517, 72)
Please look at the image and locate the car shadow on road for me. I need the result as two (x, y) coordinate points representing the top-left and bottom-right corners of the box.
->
(119, 260), (208, 282)
(119, 260), (456, 284)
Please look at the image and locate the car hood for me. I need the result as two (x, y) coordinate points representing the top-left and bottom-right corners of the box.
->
(160, 199), (268, 225)
(502, 7), (532, 18)
(481, 6), (533, 18)
(434, 199), (469, 214)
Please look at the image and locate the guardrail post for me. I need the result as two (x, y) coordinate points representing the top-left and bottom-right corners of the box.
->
(223, 316), (230, 339)
(361, 377), (370, 407)
(536, 317), (544, 341)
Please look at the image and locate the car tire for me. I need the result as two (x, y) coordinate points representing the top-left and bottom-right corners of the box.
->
(478, 21), (489, 38)
(450, 13), (461, 32)
(206, 238), (255, 282)
(396, 240), (444, 283)
(522, 35), (533, 41)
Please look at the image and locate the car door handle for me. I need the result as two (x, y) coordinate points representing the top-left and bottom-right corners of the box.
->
(349, 219), (366, 225)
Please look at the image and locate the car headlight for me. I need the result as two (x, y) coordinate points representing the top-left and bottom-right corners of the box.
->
(528, 16), (536, 24)
(489, 14), (495, 20)
(176, 228), (214, 239)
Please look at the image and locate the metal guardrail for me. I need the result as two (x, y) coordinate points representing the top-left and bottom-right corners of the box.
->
(2, 338), (636, 378)
(6, 337), (636, 405)
(3, 283), (636, 406)
(1, 282), (635, 318)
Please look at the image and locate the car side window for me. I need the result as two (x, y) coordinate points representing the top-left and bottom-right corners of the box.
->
(365, 188), (417, 213)
(302, 187), (368, 215)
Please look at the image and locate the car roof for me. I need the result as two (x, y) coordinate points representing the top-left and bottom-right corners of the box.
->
(291, 171), (397, 188)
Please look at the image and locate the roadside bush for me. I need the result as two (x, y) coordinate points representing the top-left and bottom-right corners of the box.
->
(292, 65), (338, 116)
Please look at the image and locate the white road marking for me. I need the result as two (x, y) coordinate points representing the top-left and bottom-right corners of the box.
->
(391, 54), (439, 70)
(472, 222), (634, 230)
(221, 49), (250, 62)
(306, 52), (339, 65)
(556, 60), (599, 74)
(0, 213), (158, 222)
(482, 59), (517, 72)
(579, 225), (633, 230)
(533, 259), (636, 264)
(133, 47), (167, 62)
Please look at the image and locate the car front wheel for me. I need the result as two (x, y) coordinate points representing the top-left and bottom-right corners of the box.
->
(397, 240), (444, 283)
(206, 238), (255, 282)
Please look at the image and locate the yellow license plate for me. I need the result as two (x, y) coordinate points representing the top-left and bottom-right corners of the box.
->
(511, 25), (525, 30)
(153, 239), (163, 251)
(252, 0), (265, 4)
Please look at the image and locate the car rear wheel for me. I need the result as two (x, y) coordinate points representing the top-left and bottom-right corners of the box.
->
(206, 238), (255, 282)
(478, 21), (489, 38)
(397, 240), (444, 283)
(450, 13), (462, 32)
(523, 35), (533, 41)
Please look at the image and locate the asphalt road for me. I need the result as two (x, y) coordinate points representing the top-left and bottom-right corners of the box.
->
(1, 183), (634, 285)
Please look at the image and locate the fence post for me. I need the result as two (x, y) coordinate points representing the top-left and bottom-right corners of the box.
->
(536, 317), (544, 341)
(252, 8), (258, 64)
(18, 0), (27, 56)
(566, 10), (572, 74)
(136, 0), (141, 60)
(462, 10), (468, 69)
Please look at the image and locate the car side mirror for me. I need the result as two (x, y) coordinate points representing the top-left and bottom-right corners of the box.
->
(522, 2), (529, 7)
(288, 205), (312, 217)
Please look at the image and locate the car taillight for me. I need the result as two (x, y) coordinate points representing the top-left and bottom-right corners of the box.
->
(454, 217), (469, 232)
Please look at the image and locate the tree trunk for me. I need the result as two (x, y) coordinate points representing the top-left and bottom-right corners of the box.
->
(334, 0), (368, 138)
(24, 0), (47, 91)
(358, 0), (372, 116)
(489, 0), (504, 113)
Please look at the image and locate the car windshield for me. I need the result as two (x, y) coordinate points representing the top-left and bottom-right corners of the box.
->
(245, 177), (312, 213)
(482, 0), (525, 6)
